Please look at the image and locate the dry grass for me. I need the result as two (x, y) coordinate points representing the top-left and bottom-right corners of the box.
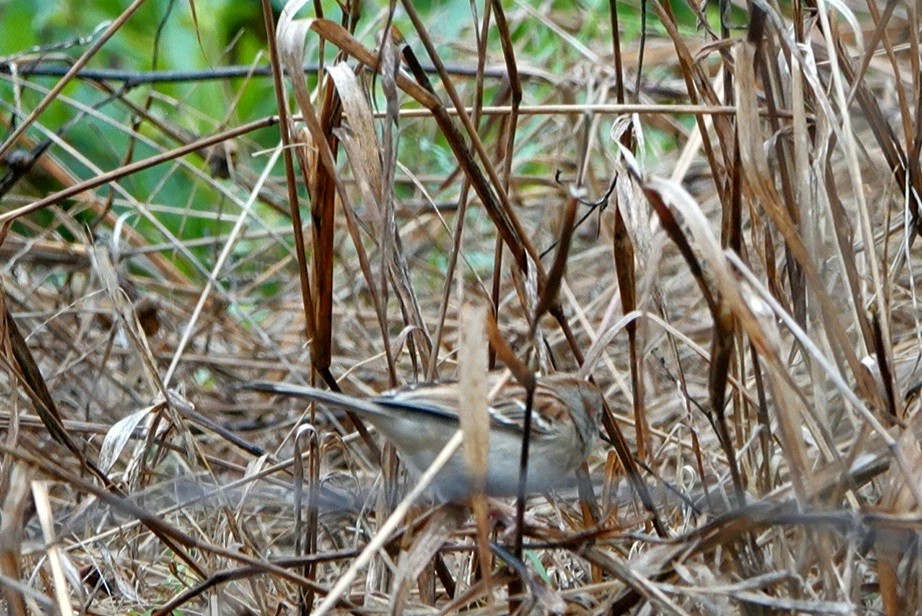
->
(2, 0), (922, 614)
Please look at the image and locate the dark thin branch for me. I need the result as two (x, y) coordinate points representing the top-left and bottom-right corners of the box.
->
(0, 61), (528, 85)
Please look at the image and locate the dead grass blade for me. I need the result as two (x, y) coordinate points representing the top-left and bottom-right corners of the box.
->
(259, 0), (320, 384)
(276, 1), (342, 382)
(283, 13), (607, 379)
(390, 506), (463, 613)
(531, 192), (578, 333)
(0, 286), (120, 492)
(328, 61), (433, 375)
(734, 41), (880, 406)
(30, 481), (76, 615)
(0, 465), (32, 616)
(291, 424), (320, 608)
(457, 302), (491, 600)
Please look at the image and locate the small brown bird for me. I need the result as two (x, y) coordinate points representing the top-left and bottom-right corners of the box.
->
(249, 373), (602, 502)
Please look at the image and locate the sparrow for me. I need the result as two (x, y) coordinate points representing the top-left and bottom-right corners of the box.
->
(247, 373), (602, 502)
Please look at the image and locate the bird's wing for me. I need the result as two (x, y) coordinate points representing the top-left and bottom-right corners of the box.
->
(373, 382), (461, 423)
(487, 380), (566, 437)
(248, 378), (562, 439)
(384, 379), (560, 438)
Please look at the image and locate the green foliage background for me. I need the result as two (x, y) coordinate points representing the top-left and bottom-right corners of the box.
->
(0, 0), (712, 264)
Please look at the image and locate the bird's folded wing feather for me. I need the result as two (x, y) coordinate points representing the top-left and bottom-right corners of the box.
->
(488, 383), (564, 436)
(383, 380), (556, 437)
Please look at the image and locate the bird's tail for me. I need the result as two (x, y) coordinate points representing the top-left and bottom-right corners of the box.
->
(243, 381), (383, 417)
